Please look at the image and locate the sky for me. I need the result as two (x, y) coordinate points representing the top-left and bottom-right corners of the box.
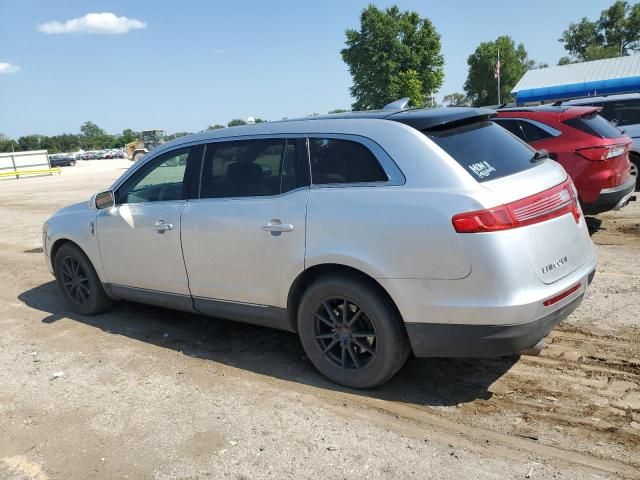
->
(0, 0), (616, 138)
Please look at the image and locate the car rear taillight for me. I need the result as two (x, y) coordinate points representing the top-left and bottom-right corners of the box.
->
(452, 179), (581, 233)
(543, 283), (581, 307)
(575, 144), (627, 161)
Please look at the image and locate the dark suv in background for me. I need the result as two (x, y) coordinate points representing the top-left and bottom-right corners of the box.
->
(563, 93), (640, 190)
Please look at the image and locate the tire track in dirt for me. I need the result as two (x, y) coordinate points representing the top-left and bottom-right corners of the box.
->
(305, 327), (640, 477)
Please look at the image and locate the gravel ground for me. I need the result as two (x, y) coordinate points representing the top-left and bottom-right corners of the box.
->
(0, 160), (638, 479)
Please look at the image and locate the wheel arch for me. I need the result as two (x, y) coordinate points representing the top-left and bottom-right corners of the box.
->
(286, 263), (405, 333)
(50, 238), (86, 270)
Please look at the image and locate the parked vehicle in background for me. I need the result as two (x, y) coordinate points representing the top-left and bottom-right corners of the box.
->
(494, 106), (635, 214)
(126, 129), (165, 162)
(49, 154), (76, 167)
(563, 93), (640, 190)
(43, 104), (596, 388)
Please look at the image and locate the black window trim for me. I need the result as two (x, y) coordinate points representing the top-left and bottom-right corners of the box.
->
(114, 144), (203, 205)
(306, 133), (405, 188)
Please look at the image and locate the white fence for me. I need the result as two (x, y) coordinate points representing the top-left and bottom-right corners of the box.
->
(0, 150), (50, 174)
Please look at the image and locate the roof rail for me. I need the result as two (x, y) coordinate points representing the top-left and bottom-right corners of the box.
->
(383, 97), (411, 110)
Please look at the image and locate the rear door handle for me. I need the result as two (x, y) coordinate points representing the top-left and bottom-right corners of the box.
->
(152, 219), (174, 233)
(261, 222), (294, 233)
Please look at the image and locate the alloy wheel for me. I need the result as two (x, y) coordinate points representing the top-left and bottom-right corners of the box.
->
(60, 256), (90, 304)
(313, 297), (377, 370)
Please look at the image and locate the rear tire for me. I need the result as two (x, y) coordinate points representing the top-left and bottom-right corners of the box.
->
(297, 273), (410, 389)
(69, 160), (76, 166)
(629, 153), (639, 191)
(54, 243), (113, 315)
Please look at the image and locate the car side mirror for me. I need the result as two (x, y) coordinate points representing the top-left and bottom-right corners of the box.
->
(90, 191), (115, 210)
(610, 118), (619, 127)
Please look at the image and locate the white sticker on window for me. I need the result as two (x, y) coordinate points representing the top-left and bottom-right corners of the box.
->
(468, 161), (497, 179)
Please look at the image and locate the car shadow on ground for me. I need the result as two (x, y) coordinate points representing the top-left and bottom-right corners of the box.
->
(19, 281), (518, 408)
(585, 216), (602, 236)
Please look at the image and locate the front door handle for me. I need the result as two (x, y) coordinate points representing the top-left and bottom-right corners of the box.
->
(152, 219), (174, 233)
(261, 222), (294, 233)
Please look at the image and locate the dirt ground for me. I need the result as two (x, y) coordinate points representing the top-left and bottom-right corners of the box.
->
(0, 160), (639, 479)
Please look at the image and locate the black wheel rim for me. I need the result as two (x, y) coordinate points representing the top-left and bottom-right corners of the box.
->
(313, 297), (377, 370)
(60, 256), (90, 304)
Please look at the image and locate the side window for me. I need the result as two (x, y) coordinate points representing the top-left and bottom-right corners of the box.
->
(603, 100), (640, 126)
(309, 138), (387, 185)
(200, 139), (292, 199)
(494, 119), (526, 141)
(519, 120), (553, 143)
(118, 148), (193, 204)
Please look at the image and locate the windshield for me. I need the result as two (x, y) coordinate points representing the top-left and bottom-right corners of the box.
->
(426, 121), (537, 182)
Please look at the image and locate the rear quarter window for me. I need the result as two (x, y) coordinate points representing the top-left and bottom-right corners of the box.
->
(564, 112), (623, 139)
(427, 121), (537, 182)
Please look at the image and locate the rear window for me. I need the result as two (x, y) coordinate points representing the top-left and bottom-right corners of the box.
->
(564, 112), (622, 139)
(426, 121), (536, 182)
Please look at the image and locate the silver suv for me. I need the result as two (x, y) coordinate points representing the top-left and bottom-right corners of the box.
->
(43, 106), (597, 388)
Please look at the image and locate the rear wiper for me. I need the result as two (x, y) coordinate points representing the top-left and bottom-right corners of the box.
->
(530, 149), (549, 163)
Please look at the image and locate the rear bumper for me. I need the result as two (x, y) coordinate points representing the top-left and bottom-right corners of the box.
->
(404, 269), (595, 358)
(581, 176), (636, 214)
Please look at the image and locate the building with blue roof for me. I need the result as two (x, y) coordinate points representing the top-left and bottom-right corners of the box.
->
(511, 56), (640, 106)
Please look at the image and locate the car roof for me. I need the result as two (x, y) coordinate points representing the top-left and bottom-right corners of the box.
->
(497, 105), (572, 113)
(563, 92), (640, 104)
(161, 106), (497, 152)
(496, 104), (599, 120)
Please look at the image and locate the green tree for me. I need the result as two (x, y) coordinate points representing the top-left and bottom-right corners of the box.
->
(164, 131), (193, 141)
(18, 135), (44, 151)
(341, 5), (444, 110)
(389, 69), (426, 107)
(227, 119), (247, 127)
(442, 92), (470, 107)
(560, 1), (640, 61)
(464, 36), (534, 106)
(328, 108), (350, 114)
(207, 124), (225, 130)
(121, 128), (138, 144)
(80, 121), (105, 138)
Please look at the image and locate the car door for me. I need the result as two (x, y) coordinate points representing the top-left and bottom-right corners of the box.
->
(97, 145), (201, 309)
(180, 137), (309, 329)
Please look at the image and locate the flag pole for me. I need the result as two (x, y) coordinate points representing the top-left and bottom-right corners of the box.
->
(497, 48), (501, 105)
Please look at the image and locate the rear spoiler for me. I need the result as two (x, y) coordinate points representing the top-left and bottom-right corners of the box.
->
(389, 110), (496, 132)
(558, 106), (601, 122)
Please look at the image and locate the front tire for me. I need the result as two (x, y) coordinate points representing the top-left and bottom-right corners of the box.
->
(54, 243), (113, 315)
(297, 273), (410, 389)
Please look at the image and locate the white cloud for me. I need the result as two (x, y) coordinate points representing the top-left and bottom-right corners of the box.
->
(215, 49), (224, 55)
(0, 62), (20, 74)
(37, 12), (146, 35)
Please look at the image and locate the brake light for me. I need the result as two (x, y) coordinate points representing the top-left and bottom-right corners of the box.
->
(575, 144), (627, 161)
(452, 179), (581, 233)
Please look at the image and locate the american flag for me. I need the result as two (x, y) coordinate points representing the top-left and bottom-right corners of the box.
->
(494, 59), (500, 79)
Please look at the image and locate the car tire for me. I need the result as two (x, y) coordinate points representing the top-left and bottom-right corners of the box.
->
(629, 153), (639, 191)
(132, 152), (144, 162)
(69, 160), (76, 166)
(54, 243), (113, 315)
(297, 272), (411, 389)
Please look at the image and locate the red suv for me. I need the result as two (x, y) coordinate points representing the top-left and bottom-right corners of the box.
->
(494, 106), (635, 214)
